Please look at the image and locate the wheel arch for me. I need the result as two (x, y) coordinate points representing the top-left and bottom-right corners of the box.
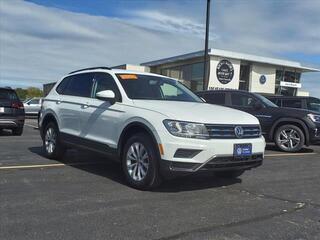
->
(40, 113), (59, 139)
(270, 118), (309, 145)
(118, 122), (161, 160)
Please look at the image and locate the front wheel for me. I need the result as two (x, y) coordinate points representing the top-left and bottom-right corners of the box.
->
(43, 122), (66, 159)
(274, 124), (305, 152)
(122, 133), (162, 190)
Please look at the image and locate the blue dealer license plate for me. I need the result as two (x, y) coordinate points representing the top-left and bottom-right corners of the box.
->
(234, 144), (252, 157)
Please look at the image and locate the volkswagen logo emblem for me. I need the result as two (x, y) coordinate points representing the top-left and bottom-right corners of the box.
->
(234, 126), (244, 138)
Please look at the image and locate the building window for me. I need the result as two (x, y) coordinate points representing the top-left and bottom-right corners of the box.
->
(275, 69), (301, 96)
(160, 62), (204, 91)
(239, 65), (250, 91)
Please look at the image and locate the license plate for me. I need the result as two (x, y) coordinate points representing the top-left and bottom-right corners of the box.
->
(0, 107), (4, 113)
(234, 143), (252, 157)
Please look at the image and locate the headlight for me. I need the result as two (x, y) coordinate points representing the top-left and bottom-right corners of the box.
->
(307, 114), (320, 123)
(163, 120), (209, 139)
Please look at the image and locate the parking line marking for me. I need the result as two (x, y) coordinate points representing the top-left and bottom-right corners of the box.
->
(24, 123), (38, 129)
(0, 162), (105, 170)
(265, 152), (317, 157)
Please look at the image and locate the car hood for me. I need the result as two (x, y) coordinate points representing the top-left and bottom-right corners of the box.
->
(132, 100), (259, 125)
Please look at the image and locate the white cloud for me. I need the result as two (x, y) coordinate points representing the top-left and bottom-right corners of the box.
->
(0, 0), (319, 97)
(0, 0), (203, 86)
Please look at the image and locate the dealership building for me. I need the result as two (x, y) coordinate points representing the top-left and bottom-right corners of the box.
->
(44, 48), (319, 96)
(137, 49), (319, 96)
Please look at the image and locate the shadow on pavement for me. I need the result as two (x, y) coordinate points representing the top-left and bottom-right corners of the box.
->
(0, 129), (13, 136)
(29, 146), (241, 192)
(265, 144), (314, 153)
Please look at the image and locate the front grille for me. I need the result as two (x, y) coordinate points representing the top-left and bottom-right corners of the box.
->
(205, 124), (261, 139)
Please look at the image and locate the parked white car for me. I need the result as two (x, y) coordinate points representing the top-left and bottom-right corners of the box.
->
(39, 67), (265, 189)
(23, 98), (43, 115)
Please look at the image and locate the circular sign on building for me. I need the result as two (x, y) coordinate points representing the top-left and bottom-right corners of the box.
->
(216, 60), (234, 84)
(259, 75), (267, 84)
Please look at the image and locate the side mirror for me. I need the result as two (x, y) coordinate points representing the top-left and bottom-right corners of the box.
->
(96, 90), (116, 104)
(254, 101), (263, 110)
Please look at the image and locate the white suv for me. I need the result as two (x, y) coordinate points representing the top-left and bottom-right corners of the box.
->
(39, 67), (265, 189)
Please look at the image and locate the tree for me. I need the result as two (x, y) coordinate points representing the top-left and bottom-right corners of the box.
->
(15, 87), (43, 100)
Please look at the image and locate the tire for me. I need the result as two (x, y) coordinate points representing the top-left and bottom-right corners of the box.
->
(274, 124), (305, 152)
(12, 127), (23, 136)
(43, 122), (66, 159)
(215, 170), (245, 178)
(122, 132), (162, 190)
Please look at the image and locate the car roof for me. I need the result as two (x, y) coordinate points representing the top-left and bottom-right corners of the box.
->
(66, 67), (168, 79)
(197, 89), (254, 95)
(266, 95), (316, 99)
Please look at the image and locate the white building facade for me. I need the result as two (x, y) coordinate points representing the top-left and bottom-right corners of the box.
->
(140, 49), (319, 96)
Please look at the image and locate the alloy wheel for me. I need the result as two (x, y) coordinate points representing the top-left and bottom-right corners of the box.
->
(126, 142), (150, 181)
(278, 128), (301, 150)
(45, 127), (57, 154)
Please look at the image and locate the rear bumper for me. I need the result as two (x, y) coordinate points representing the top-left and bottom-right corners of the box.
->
(160, 154), (263, 178)
(0, 118), (24, 129)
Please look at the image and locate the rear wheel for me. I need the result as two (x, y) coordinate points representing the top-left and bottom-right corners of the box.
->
(43, 122), (66, 159)
(12, 127), (23, 136)
(122, 133), (162, 190)
(274, 124), (305, 152)
(215, 170), (245, 178)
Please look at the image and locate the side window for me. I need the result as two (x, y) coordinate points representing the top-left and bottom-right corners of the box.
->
(93, 72), (121, 102)
(64, 73), (94, 98)
(269, 98), (279, 106)
(282, 99), (302, 109)
(29, 99), (39, 104)
(231, 93), (257, 107)
(56, 77), (71, 95)
(203, 93), (225, 105)
(160, 83), (183, 99)
(307, 98), (320, 112)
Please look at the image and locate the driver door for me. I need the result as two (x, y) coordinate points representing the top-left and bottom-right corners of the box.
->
(79, 72), (124, 149)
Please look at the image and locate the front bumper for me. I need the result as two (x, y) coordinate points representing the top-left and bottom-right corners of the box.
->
(157, 130), (265, 177)
(160, 154), (263, 177)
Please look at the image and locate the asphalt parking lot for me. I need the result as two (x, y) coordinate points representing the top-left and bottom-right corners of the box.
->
(1, 119), (319, 240)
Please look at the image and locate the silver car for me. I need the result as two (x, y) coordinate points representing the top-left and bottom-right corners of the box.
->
(23, 98), (43, 115)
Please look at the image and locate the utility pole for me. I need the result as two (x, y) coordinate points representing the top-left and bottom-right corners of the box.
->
(203, 0), (210, 90)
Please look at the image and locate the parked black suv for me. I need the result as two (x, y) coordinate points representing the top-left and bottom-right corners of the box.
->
(0, 87), (25, 135)
(198, 90), (320, 152)
(264, 95), (320, 113)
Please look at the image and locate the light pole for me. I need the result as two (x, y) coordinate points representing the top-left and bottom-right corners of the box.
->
(203, 0), (210, 90)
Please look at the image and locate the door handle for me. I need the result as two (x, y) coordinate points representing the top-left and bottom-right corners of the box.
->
(82, 103), (89, 109)
(56, 99), (61, 104)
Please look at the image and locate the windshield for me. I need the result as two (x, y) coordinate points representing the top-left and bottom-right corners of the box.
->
(253, 93), (278, 107)
(117, 74), (203, 102)
(307, 98), (320, 113)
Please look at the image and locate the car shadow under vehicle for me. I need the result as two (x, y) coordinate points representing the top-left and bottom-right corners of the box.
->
(265, 143), (314, 153)
(28, 146), (242, 192)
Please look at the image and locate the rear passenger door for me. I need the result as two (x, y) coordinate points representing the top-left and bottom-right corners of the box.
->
(78, 72), (124, 149)
(57, 73), (95, 136)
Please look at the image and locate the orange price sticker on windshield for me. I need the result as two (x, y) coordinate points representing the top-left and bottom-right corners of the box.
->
(119, 74), (138, 80)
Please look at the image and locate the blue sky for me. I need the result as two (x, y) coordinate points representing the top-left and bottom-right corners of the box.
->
(1, 0), (319, 96)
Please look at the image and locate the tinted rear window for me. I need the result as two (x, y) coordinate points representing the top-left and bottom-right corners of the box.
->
(282, 99), (302, 109)
(57, 73), (94, 98)
(0, 89), (19, 101)
(202, 92), (225, 105)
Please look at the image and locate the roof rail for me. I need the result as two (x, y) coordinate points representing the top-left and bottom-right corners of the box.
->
(68, 66), (111, 74)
